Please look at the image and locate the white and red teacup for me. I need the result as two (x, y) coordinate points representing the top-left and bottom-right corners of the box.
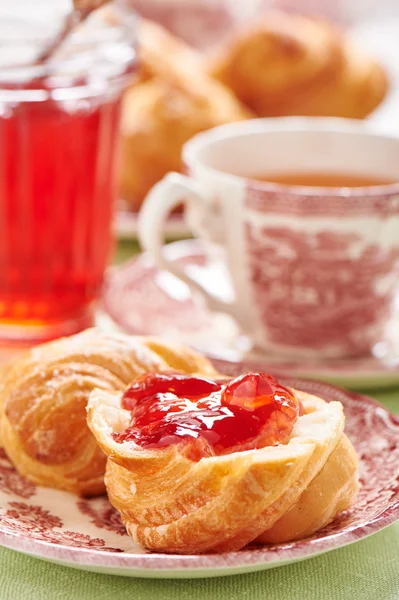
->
(138, 118), (399, 359)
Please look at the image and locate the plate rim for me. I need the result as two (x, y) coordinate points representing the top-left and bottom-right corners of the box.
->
(1, 379), (398, 575)
(0, 516), (398, 577)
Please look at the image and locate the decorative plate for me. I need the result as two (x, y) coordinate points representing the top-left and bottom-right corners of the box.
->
(102, 240), (399, 390)
(0, 377), (398, 578)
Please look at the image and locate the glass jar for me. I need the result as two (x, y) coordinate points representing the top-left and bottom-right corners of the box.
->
(0, 0), (136, 342)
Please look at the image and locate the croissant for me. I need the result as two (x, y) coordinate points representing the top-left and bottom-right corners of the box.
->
(87, 371), (358, 553)
(137, 18), (205, 85)
(209, 12), (388, 119)
(119, 20), (251, 209)
(0, 329), (217, 496)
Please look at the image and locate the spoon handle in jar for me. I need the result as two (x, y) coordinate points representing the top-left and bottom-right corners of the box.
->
(36, 0), (111, 65)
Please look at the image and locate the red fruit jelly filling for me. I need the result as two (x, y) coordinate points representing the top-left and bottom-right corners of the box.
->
(113, 372), (302, 459)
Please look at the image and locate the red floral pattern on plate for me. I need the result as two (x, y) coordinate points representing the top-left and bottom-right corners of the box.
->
(0, 502), (122, 553)
(245, 223), (399, 355)
(4, 502), (62, 529)
(77, 498), (127, 537)
(0, 448), (36, 499)
(0, 374), (398, 576)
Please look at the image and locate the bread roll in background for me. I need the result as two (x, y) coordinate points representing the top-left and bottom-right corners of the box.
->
(209, 12), (388, 119)
(119, 20), (251, 210)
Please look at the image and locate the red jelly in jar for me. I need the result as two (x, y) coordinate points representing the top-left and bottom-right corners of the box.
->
(114, 372), (302, 460)
(0, 5), (136, 342)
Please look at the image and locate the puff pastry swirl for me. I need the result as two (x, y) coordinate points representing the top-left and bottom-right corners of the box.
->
(87, 383), (358, 553)
(0, 329), (217, 496)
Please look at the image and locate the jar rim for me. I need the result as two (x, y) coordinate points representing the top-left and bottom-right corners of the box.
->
(0, 1), (137, 88)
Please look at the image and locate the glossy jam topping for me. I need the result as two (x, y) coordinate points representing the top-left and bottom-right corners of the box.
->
(114, 372), (302, 460)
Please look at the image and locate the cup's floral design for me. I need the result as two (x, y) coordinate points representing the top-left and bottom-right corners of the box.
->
(245, 220), (399, 356)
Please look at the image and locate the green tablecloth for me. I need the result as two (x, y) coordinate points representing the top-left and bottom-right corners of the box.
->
(0, 242), (398, 600)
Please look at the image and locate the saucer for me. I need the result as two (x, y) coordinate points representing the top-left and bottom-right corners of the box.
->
(115, 208), (188, 240)
(102, 240), (399, 390)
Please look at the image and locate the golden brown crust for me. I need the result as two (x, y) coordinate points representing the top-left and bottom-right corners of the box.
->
(256, 433), (359, 544)
(87, 385), (358, 553)
(119, 79), (250, 208)
(106, 442), (314, 553)
(277, 38), (388, 119)
(0, 329), (217, 496)
(209, 12), (388, 119)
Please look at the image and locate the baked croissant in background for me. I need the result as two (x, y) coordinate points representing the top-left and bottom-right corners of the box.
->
(88, 371), (358, 553)
(208, 12), (388, 119)
(119, 20), (252, 209)
(0, 329), (217, 496)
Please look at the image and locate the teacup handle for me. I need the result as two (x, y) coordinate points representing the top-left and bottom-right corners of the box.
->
(138, 172), (235, 316)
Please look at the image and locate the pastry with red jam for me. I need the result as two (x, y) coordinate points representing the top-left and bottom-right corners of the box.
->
(87, 370), (358, 553)
(0, 330), (217, 496)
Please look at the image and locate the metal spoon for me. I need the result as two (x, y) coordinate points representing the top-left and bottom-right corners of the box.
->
(36, 0), (111, 65)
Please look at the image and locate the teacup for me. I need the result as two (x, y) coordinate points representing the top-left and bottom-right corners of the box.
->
(138, 118), (399, 359)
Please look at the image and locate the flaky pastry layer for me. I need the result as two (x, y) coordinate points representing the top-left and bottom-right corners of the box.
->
(0, 329), (217, 496)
